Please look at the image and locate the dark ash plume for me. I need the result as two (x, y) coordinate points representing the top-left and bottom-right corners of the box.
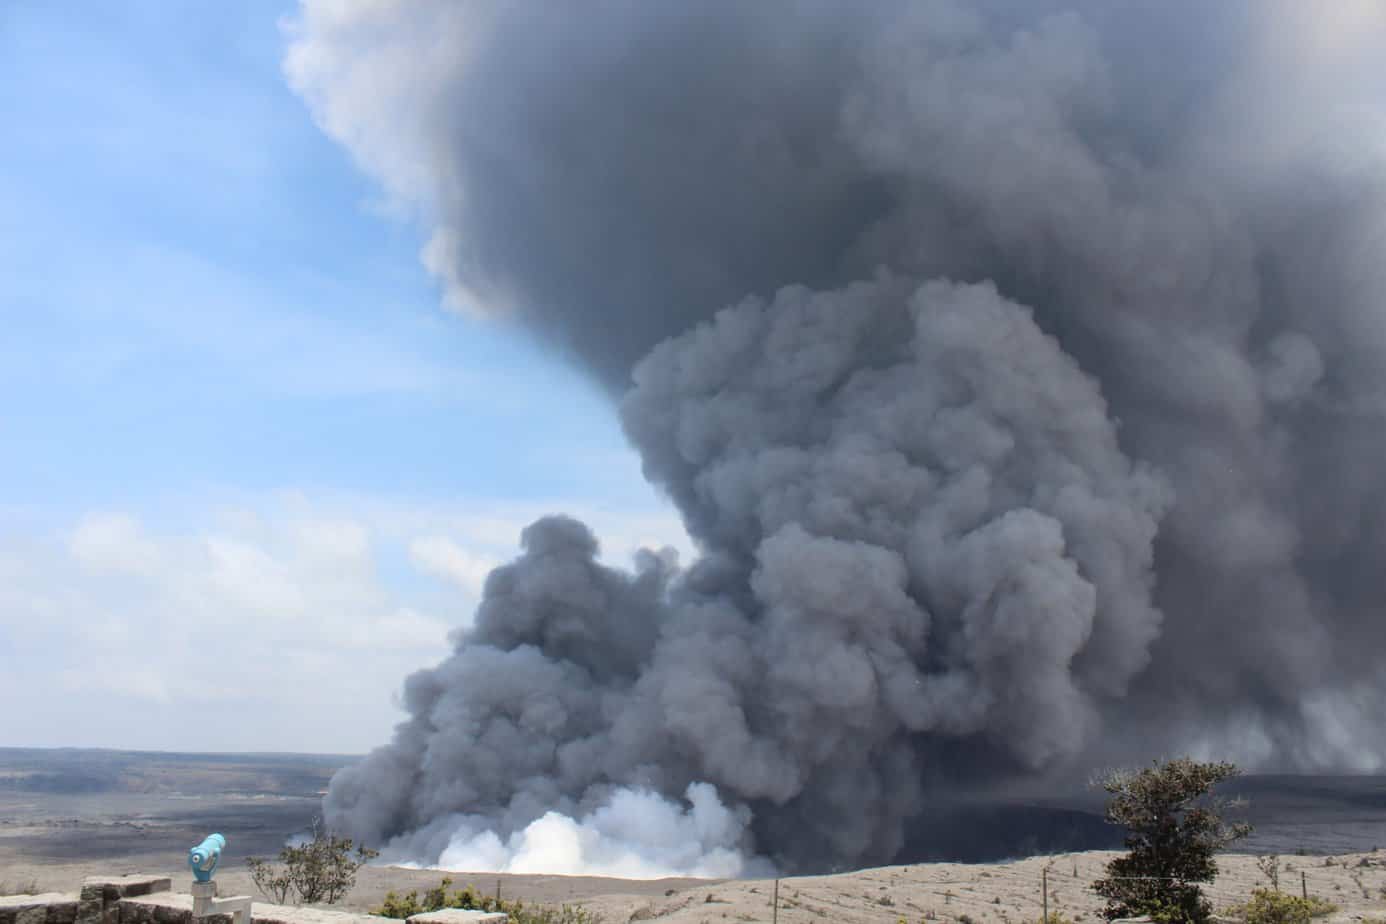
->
(288, 0), (1386, 873)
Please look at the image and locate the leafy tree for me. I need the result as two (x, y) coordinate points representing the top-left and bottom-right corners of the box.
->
(246, 817), (378, 905)
(1092, 758), (1251, 924)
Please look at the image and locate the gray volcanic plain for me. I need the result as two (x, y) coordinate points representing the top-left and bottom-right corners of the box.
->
(4, 747), (1386, 913)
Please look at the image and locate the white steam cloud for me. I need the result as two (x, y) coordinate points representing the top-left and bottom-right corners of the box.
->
(417, 784), (771, 880)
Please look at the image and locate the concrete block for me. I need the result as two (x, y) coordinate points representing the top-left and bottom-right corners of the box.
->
(77, 900), (103, 924)
(0, 895), (78, 924)
(406, 910), (509, 924)
(81, 880), (169, 902)
(150, 904), (185, 924)
(247, 903), (402, 924)
(81, 884), (115, 907)
(114, 897), (190, 921)
(46, 902), (79, 924)
(2, 897), (71, 924)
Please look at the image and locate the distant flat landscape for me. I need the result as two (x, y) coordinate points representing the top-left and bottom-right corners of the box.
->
(0, 747), (347, 873)
(3, 747), (1386, 918)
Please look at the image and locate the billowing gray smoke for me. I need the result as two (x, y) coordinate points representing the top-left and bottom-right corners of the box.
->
(287, 0), (1386, 873)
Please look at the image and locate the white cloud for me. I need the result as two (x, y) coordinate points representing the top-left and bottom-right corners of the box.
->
(3, 503), (450, 752)
(0, 492), (689, 754)
(283, 0), (503, 315)
(341, 606), (451, 652)
(369, 498), (693, 568)
(204, 535), (306, 616)
(57, 666), (173, 706)
(409, 535), (496, 597)
(69, 512), (162, 577)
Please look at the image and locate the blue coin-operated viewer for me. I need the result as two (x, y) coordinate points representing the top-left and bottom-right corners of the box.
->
(188, 833), (252, 924)
(188, 834), (225, 882)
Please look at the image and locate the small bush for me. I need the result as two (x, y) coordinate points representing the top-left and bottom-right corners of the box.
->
(375, 877), (601, 924)
(1038, 914), (1074, 924)
(1228, 888), (1336, 924)
(376, 891), (428, 919)
(246, 817), (377, 906)
(1256, 855), (1281, 891)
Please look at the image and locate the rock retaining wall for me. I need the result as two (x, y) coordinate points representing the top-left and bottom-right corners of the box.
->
(81, 876), (173, 924)
(0, 893), (79, 924)
(0, 877), (479, 924)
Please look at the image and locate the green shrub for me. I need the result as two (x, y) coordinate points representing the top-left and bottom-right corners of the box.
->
(1228, 889), (1336, 924)
(373, 877), (602, 924)
(246, 817), (378, 905)
(375, 890), (427, 919)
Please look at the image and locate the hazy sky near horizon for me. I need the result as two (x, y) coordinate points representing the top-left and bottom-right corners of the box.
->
(0, 1), (689, 753)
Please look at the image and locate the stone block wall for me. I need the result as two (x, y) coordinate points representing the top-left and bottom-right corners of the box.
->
(0, 876), (460, 924)
(0, 893), (79, 924)
(0, 881), (501, 924)
(79, 876), (174, 924)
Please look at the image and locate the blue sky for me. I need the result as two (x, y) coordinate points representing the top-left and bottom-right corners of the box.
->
(0, 1), (686, 752)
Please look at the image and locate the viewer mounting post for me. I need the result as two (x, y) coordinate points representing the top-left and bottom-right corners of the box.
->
(188, 834), (252, 924)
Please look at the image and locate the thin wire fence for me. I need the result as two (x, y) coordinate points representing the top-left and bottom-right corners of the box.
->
(749, 855), (1386, 924)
